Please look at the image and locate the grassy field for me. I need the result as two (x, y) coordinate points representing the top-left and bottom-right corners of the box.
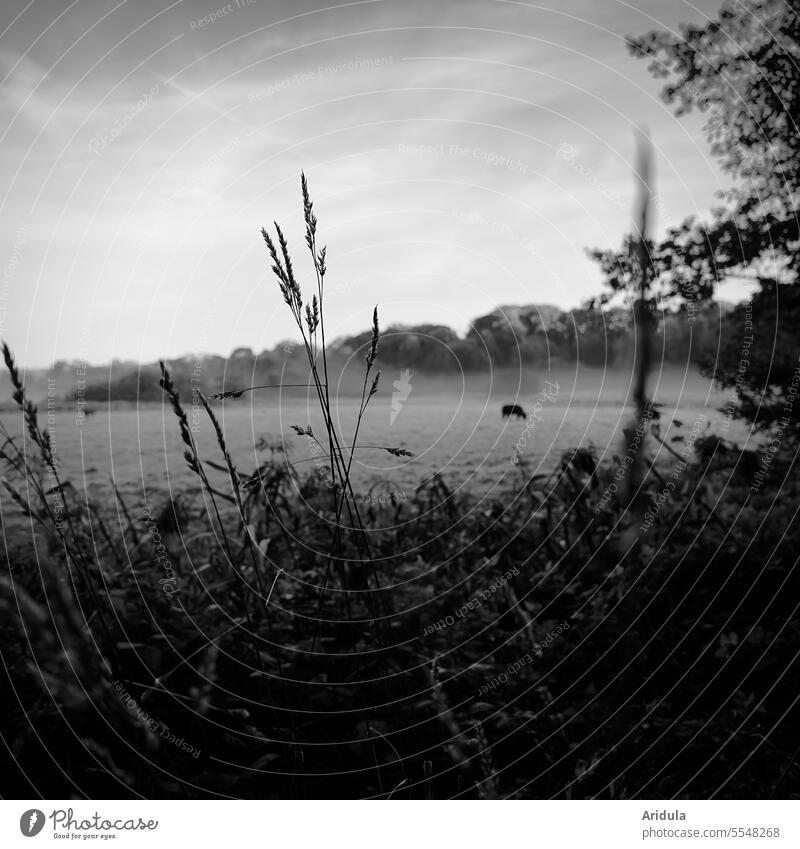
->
(0, 365), (745, 503)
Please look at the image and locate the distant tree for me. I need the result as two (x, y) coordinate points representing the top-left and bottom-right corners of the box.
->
(467, 306), (550, 366)
(590, 0), (800, 429)
(82, 367), (164, 402)
(335, 324), (465, 371)
(231, 346), (255, 359)
(545, 307), (629, 367)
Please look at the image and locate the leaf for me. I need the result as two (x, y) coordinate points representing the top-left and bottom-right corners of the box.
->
(206, 460), (233, 474)
(249, 752), (281, 770)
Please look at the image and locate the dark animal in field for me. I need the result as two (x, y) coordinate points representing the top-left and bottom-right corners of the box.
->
(502, 404), (526, 419)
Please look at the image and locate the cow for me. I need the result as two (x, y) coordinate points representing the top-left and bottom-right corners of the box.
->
(502, 404), (527, 419)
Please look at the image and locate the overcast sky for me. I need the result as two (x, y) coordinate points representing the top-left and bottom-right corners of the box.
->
(0, 0), (742, 367)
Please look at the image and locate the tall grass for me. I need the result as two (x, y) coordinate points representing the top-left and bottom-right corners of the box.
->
(221, 175), (409, 631)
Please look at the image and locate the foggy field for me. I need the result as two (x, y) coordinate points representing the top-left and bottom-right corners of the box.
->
(1, 366), (745, 500)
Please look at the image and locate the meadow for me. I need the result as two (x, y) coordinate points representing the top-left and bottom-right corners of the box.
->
(0, 365), (741, 504)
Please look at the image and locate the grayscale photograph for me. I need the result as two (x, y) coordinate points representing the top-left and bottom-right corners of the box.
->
(0, 0), (798, 833)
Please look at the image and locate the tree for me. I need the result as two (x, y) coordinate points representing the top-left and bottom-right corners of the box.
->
(591, 0), (800, 429)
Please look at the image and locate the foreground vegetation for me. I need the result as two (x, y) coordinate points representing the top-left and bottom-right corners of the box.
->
(2, 358), (799, 798)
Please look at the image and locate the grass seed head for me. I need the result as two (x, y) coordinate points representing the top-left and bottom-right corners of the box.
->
(369, 370), (381, 397)
(366, 306), (379, 368)
(212, 389), (245, 400)
(383, 447), (413, 457)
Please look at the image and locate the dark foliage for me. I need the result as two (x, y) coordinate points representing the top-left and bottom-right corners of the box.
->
(2, 378), (799, 797)
(591, 0), (800, 430)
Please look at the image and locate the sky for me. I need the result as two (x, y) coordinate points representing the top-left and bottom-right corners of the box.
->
(0, 0), (747, 367)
